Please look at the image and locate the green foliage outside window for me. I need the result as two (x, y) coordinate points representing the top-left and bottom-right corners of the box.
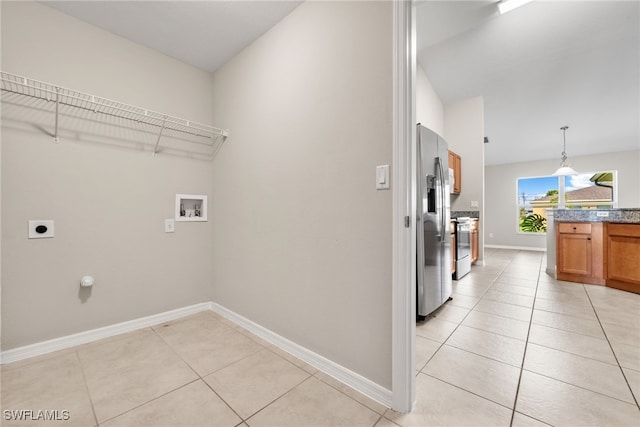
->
(519, 213), (547, 233)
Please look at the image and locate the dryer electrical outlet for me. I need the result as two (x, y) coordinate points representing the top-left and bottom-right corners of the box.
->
(28, 220), (54, 239)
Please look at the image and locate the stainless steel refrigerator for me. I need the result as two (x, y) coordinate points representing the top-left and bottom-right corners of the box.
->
(417, 124), (452, 319)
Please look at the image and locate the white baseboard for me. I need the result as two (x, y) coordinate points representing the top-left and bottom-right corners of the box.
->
(210, 302), (393, 409)
(0, 302), (211, 364)
(484, 244), (547, 252)
(1, 301), (393, 410)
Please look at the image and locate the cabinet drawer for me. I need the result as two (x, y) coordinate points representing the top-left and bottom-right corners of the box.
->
(558, 223), (592, 234)
(608, 223), (640, 238)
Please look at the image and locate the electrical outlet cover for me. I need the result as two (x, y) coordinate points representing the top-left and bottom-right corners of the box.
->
(28, 220), (54, 239)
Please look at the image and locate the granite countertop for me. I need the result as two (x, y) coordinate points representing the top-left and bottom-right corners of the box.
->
(552, 208), (640, 224)
(451, 210), (480, 219)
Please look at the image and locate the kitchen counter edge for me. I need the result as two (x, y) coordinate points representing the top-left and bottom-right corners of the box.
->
(550, 208), (640, 224)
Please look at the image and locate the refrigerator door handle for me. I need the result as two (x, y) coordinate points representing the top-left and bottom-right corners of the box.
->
(433, 158), (441, 240)
(436, 156), (446, 241)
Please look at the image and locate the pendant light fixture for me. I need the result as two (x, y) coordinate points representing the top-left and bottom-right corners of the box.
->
(552, 126), (578, 176)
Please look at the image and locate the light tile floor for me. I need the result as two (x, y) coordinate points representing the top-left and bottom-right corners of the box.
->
(403, 248), (640, 427)
(2, 249), (639, 426)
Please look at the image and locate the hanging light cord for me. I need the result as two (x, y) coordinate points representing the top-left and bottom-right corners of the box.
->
(560, 125), (569, 166)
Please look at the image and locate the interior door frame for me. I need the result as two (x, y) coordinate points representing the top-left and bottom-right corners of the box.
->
(391, 0), (416, 414)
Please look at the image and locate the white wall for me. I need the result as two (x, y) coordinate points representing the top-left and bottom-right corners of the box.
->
(0, 1), (3, 350)
(416, 65), (444, 136)
(444, 97), (485, 261)
(1, 2), (216, 349)
(637, 150), (640, 192)
(485, 149), (640, 249)
(210, 1), (393, 388)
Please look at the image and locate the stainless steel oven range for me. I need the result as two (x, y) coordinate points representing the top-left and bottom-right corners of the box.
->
(454, 217), (471, 280)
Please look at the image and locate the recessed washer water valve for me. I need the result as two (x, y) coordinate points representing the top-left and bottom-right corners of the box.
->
(80, 276), (95, 288)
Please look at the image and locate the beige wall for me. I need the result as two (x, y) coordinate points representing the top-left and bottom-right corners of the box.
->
(485, 150), (640, 249)
(0, 0), (3, 349)
(2, 0), (396, 391)
(444, 97), (485, 261)
(416, 65), (444, 137)
(1, 2), (216, 349)
(210, 1), (393, 388)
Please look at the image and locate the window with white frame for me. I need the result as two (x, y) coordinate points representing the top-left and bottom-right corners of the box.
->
(516, 171), (617, 234)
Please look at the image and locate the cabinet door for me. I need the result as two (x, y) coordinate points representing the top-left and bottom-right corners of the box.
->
(558, 233), (592, 276)
(448, 150), (461, 194)
(471, 229), (478, 263)
(607, 224), (640, 293)
(453, 154), (461, 194)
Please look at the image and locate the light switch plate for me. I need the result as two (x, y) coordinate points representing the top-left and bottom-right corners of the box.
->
(470, 201), (479, 208)
(28, 220), (54, 239)
(165, 219), (175, 233)
(376, 165), (390, 190)
(596, 211), (609, 217)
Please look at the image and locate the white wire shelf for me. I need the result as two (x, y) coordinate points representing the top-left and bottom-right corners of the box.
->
(0, 71), (228, 159)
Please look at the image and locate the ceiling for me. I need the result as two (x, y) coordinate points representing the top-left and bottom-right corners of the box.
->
(44, 1), (302, 73)
(45, 1), (639, 166)
(417, 0), (640, 165)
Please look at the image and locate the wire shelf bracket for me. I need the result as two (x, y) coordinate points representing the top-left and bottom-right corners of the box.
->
(0, 71), (229, 158)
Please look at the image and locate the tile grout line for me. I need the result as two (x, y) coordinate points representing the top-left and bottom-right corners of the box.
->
(239, 374), (314, 424)
(73, 350), (100, 427)
(88, 322), (238, 425)
(419, 371), (516, 412)
(149, 320), (257, 424)
(523, 340), (621, 368)
(97, 378), (202, 426)
(153, 314), (384, 424)
(524, 319), (607, 340)
(583, 288), (640, 409)
(509, 251), (544, 427)
(427, 254), (511, 340)
(447, 323), (528, 343)
(518, 366), (639, 407)
(420, 251), (535, 417)
(415, 256), (509, 399)
(150, 313), (384, 425)
(437, 252), (527, 350)
(309, 370), (388, 416)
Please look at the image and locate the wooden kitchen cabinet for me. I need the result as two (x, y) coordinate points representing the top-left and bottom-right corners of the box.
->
(470, 219), (479, 263)
(556, 222), (604, 285)
(448, 150), (461, 194)
(606, 223), (640, 294)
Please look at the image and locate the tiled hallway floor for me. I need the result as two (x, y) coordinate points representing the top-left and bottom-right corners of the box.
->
(398, 248), (640, 427)
(2, 249), (639, 426)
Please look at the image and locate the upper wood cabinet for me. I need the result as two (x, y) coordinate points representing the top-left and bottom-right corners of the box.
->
(448, 150), (461, 194)
(556, 222), (604, 285)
